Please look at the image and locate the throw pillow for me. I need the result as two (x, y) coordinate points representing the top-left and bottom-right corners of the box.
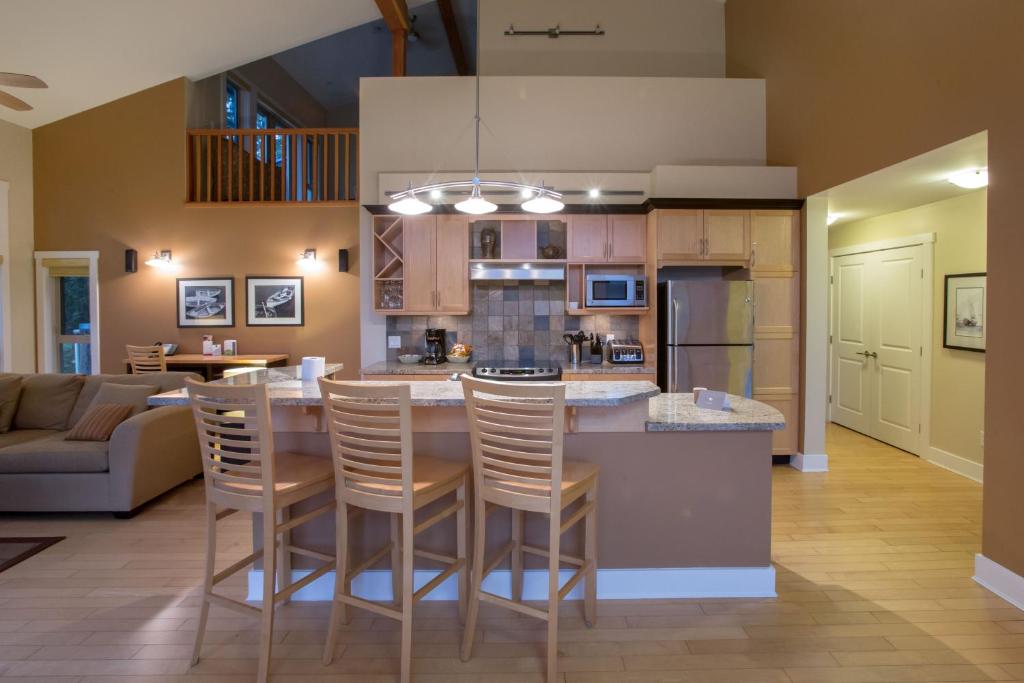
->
(12, 374), (85, 431)
(66, 403), (133, 442)
(0, 374), (22, 433)
(87, 383), (159, 418)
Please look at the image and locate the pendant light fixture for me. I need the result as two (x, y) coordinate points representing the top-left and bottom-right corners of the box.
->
(386, 2), (564, 216)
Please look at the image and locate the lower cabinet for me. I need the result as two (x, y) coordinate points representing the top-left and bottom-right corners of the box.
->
(752, 393), (799, 456)
(562, 372), (654, 381)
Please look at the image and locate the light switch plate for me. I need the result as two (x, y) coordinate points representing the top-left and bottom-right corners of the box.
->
(387, 336), (402, 349)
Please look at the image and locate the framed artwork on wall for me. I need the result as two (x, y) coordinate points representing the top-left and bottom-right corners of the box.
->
(246, 276), (304, 326)
(177, 277), (235, 327)
(943, 272), (986, 352)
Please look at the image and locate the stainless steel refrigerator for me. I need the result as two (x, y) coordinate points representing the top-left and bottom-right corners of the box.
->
(657, 280), (754, 396)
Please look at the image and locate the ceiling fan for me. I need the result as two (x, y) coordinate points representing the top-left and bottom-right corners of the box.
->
(0, 72), (48, 112)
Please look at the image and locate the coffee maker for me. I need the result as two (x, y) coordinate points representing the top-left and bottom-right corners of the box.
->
(424, 328), (447, 365)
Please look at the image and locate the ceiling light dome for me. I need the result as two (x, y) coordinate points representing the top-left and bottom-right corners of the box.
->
(948, 168), (988, 189)
(455, 184), (497, 215)
(388, 190), (432, 215)
(521, 191), (564, 214)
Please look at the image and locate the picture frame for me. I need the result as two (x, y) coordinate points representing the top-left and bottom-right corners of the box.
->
(176, 277), (235, 328)
(943, 272), (986, 352)
(246, 276), (304, 326)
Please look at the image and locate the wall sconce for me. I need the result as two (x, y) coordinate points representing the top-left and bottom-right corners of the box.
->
(338, 248), (349, 273)
(125, 249), (138, 273)
(144, 250), (174, 269)
(296, 248), (321, 272)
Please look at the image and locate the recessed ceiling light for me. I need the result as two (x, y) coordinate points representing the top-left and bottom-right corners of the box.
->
(948, 168), (988, 189)
(826, 213), (841, 226)
(588, 188), (600, 198)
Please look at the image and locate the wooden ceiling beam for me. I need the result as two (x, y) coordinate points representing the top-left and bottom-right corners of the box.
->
(374, 0), (410, 76)
(437, 0), (469, 76)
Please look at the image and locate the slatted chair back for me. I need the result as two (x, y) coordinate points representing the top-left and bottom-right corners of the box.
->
(127, 344), (167, 373)
(461, 375), (566, 514)
(186, 377), (276, 513)
(318, 379), (413, 514)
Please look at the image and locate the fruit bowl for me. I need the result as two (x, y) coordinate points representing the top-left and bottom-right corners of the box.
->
(397, 354), (422, 364)
(446, 354), (471, 364)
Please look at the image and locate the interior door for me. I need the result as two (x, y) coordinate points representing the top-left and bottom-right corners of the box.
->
(402, 215), (436, 312)
(830, 245), (924, 453)
(830, 251), (872, 435)
(435, 216), (469, 313)
(870, 246), (923, 453)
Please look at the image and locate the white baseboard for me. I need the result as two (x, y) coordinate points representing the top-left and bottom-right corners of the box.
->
(247, 566), (776, 602)
(790, 452), (828, 472)
(925, 446), (983, 483)
(974, 554), (1024, 611)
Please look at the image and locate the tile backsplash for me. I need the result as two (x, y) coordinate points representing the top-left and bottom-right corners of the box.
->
(385, 282), (639, 363)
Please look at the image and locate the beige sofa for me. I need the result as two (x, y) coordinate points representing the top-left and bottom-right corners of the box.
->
(0, 372), (201, 517)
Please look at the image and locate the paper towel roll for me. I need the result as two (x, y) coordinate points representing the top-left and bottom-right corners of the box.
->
(301, 356), (326, 381)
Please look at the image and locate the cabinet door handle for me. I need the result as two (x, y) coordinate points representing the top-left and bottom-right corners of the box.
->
(750, 241), (757, 268)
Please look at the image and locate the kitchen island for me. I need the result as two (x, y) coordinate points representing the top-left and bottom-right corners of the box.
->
(152, 367), (783, 600)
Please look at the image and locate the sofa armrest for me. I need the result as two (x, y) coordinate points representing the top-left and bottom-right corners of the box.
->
(108, 406), (201, 511)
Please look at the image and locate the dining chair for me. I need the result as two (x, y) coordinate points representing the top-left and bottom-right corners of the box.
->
(126, 344), (167, 373)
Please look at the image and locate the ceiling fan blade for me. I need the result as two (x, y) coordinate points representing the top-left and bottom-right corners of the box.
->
(0, 73), (47, 89)
(0, 89), (32, 111)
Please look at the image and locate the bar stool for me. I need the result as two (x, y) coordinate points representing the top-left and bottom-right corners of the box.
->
(319, 379), (469, 683)
(186, 378), (336, 683)
(460, 375), (598, 683)
(126, 344), (166, 373)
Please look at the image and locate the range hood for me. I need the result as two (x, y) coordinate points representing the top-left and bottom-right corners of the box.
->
(470, 262), (565, 281)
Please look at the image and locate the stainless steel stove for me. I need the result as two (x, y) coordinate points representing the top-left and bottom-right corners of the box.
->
(472, 362), (562, 382)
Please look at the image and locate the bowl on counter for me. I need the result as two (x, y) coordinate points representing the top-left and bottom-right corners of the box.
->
(446, 355), (472, 364)
(397, 354), (423, 364)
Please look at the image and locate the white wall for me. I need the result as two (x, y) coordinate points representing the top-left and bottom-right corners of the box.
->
(0, 119), (35, 372)
(359, 75), (769, 366)
(479, 0), (725, 77)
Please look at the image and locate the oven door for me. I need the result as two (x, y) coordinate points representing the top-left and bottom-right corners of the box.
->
(586, 275), (635, 307)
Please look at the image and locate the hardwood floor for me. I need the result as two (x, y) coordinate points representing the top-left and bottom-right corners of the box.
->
(0, 423), (1020, 682)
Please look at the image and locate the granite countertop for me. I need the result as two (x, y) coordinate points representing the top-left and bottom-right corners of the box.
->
(361, 360), (654, 376)
(149, 366), (660, 408)
(646, 393), (785, 432)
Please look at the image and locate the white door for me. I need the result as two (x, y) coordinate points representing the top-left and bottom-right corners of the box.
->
(830, 245), (924, 453)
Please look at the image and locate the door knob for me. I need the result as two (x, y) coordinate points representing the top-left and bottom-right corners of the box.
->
(855, 351), (878, 358)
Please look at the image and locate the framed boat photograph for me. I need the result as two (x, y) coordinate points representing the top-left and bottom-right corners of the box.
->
(177, 277), (235, 328)
(246, 276), (304, 326)
(943, 272), (986, 352)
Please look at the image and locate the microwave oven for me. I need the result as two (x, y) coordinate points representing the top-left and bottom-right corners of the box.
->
(585, 274), (648, 308)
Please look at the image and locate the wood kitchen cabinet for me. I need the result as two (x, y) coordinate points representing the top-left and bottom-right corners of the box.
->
(704, 210), (750, 260)
(751, 209), (799, 274)
(568, 214), (646, 263)
(377, 215), (469, 314)
(653, 209), (704, 261)
(654, 209), (751, 264)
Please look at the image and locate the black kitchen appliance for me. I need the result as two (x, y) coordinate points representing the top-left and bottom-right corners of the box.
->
(424, 328), (447, 365)
(472, 361), (562, 381)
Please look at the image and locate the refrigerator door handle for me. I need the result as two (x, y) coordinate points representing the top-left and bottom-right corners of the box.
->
(665, 346), (676, 393)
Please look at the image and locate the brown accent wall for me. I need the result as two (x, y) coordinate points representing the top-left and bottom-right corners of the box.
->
(33, 79), (361, 377)
(725, 1), (1024, 576)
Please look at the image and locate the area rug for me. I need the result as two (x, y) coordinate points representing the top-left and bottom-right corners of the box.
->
(0, 537), (64, 573)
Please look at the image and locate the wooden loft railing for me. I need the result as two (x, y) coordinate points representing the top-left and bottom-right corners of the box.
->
(186, 128), (358, 204)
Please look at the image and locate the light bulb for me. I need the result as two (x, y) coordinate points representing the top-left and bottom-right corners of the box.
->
(296, 249), (321, 271)
(948, 168), (988, 189)
(588, 188), (600, 198)
(826, 213), (841, 226)
(520, 188), (534, 199)
(430, 189), (442, 199)
(145, 250), (173, 269)
(388, 192), (432, 215)
(455, 186), (497, 215)
(521, 192), (564, 214)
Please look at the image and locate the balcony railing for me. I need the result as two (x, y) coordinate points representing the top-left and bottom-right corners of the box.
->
(186, 128), (358, 204)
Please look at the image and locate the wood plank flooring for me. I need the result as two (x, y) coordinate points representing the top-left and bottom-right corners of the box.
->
(0, 423), (1020, 682)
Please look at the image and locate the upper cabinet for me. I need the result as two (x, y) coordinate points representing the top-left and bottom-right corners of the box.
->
(568, 214), (646, 263)
(750, 210), (799, 274)
(654, 209), (751, 265)
(372, 215), (469, 314)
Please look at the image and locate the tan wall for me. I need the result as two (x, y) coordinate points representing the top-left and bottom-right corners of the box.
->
(479, 0), (725, 77)
(33, 78), (360, 377)
(0, 118), (35, 371)
(829, 191), (987, 464)
(725, 0), (1024, 576)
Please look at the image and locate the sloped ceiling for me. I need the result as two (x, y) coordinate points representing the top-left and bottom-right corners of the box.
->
(0, 0), (425, 129)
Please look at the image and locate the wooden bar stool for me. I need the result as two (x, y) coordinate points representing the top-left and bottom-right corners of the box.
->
(319, 379), (469, 683)
(186, 378), (336, 683)
(126, 344), (166, 373)
(460, 375), (598, 683)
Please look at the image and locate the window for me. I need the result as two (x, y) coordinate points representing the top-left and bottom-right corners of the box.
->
(56, 275), (91, 374)
(225, 81), (239, 129)
(255, 105), (288, 165)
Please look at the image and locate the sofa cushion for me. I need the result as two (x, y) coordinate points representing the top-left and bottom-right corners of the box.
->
(12, 374), (85, 431)
(0, 432), (108, 473)
(89, 383), (158, 418)
(0, 429), (59, 449)
(66, 403), (133, 442)
(69, 372), (200, 427)
(0, 374), (23, 433)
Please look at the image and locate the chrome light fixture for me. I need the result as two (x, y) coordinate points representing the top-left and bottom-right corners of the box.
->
(385, 2), (563, 217)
